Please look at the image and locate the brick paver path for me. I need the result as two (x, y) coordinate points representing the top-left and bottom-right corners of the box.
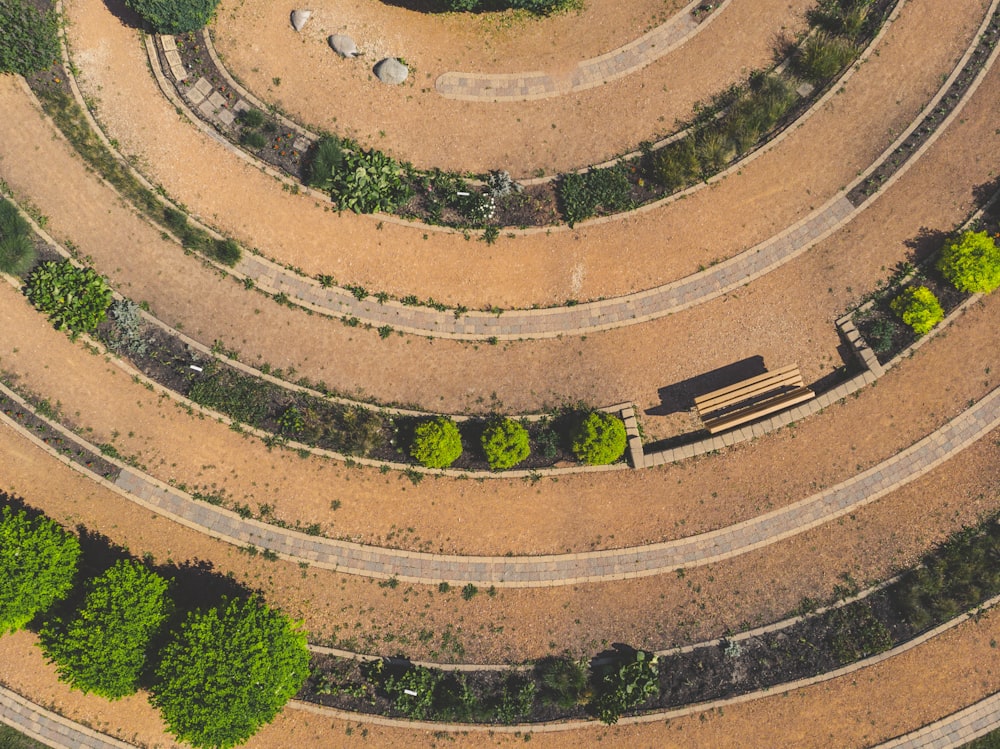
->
(0, 685), (132, 749)
(103, 385), (1000, 586)
(434, 0), (716, 101)
(875, 692), (1000, 748)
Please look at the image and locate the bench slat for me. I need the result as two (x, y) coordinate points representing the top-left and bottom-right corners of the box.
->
(694, 364), (801, 410)
(704, 387), (816, 434)
(696, 372), (803, 415)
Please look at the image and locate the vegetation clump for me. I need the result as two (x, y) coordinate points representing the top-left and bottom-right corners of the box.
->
(937, 229), (1000, 294)
(0, 506), (80, 633)
(436, 0), (578, 14)
(890, 285), (944, 335)
(39, 559), (171, 699)
(588, 650), (659, 725)
(307, 136), (412, 214)
(25, 259), (111, 336)
(124, 0), (220, 34)
(0, 198), (37, 277)
(480, 417), (530, 470)
(570, 411), (627, 465)
(0, 0), (60, 75)
(557, 166), (632, 227)
(410, 416), (463, 468)
(151, 596), (310, 749)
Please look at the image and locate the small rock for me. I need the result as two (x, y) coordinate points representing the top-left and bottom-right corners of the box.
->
(374, 57), (408, 85)
(290, 9), (311, 31)
(328, 34), (359, 58)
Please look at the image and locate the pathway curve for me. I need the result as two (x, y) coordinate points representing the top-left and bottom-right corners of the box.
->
(4, 375), (998, 587)
(0, 685), (132, 749)
(434, 0), (724, 101)
(143, 1), (1000, 340)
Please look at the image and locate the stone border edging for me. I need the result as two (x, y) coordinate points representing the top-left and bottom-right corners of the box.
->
(288, 590), (1000, 732)
(129, 0), (1000, 342)
(0, 684), (133, 749)
(433, 0), (728, 101)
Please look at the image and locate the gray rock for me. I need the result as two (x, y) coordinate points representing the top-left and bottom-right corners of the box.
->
(290, 9), (311, 31)
(328, 34), (359, 58)
(374, 57), (408, 85)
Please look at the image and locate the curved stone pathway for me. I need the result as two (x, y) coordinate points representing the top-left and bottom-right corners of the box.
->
(0, 686), (132, 749)
(434, 0), (725, 101)
(141, 2), (1000, 340)
(875, 692), (1000, 748)
(4, 371), (998, 586)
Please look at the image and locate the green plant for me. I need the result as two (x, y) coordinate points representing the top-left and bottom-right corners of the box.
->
(24, 260), (112, 336)
(0, 0), (60, 75)
(0, 505), (80, 633)
(588, 650), (660, 725)
(868, 316), (896, 355)
(480, 417), (530, 470)
(151, 596), (309, 748)
(493, 674), (536, 725)
(124, 0), (220, 33)
(239, 130), (268, 150)
(316, 144), (412, 214)
(461, 583), (478, 600)
(649, 138), (700, 192)
(211, 238), (242, 267)
(439, 0), (578, 13)
(39, 559), (171, 699)
(890, 285), (944, 335)
(570, 411), (627, 465)
(409, 416), (462, 469)
(0, 199), (37, 277)
(237, 108), (265, 129)
(937, 230), (1000, 294)
(305, 136), (345, 188)
(825, 603), (892, 665)
(105, 298), (148, 356)
(380, 663), (443, 720)
(534, 655), (588, 708)
(795, 32), (856, 83)
(557, 166), (632, 226)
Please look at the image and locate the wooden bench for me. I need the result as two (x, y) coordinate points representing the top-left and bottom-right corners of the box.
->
(694, 364), (816, 434)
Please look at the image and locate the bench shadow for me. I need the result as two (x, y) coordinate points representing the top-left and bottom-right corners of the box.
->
(645, 356), (766, 418)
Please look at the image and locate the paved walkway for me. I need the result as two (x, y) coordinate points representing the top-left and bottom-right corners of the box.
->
(875, 692), (1000, 748)
(434, 0), (720, 101)
(143, 3), (1000, 340)
(0, 686), (132, 749)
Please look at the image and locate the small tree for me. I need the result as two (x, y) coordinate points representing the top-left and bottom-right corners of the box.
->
(481, 417), (530, 470)
(588, 650), (660, 725)
(937, 230), (1000, 294)
(151, 596), (310, 749)
(410, 416), (462, 469)
(24, 260), (112, 336)
(570, 411), (627, 466)
(39, 559), (171, 699)
(890, 285), (943, 335)
(124, 0), (220, 33)
(0, 506), (80, 634)
(0, 0), (60, 75)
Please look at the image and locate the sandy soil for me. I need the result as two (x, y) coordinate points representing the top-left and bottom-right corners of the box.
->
(62, 0), (989, 309)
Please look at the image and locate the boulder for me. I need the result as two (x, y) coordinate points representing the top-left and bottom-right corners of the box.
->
(290, 9), (311, 31)
(374, 57), (408, 85)
(328, 34), (359, 58)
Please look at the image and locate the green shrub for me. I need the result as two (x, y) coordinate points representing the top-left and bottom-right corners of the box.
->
(0, 199), (37, 277)
(588, 651), (659, 725)
(316, 145), (412, 214)
(239, 130), (267, 150)
(481, 417), (530, 470)
(795, 32), (856, 83)
(808, 0), (872, 40)
(825, 603), (892, 665)
(380, 664), (444, 720)
(237, 108), (265, 129)
(937, 230), (1000, 294)
(187, 367), (271, 425)
(557, 166), (632, 226)
(305, 136), (345, 188)
(438, 0), (578, 13)
(570, 411), (627, 465)
(124, 0), (220, 33)
(649, 138), (700, 191)
(410, 416), (462, 468)
(535, 655), (588, 708)
(0, 505), (80, 633)
(211, 238), (242, 267)
(151, 596), (310, 749)
(39, 559), (171, 699)
(0, 0), (60, 75)
(890, 285), (944, 335)
(24, 260), (112, 336)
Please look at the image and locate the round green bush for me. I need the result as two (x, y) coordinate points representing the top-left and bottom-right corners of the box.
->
(124, 0), (220, 34)
(570, 411), (627, 466)
(410, 416), (462, 469)
(39, 559), (171, 699)
(890, 285), (944, 335)
(0, 506), (80, 634)
(937, 230), (1000, 294)
(151, 596), (310, 749)
(481, 417), (530, 470)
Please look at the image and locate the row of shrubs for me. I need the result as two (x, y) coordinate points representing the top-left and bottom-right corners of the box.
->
(0, 501), (310, 749)
(887, 230), (1000, 336)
